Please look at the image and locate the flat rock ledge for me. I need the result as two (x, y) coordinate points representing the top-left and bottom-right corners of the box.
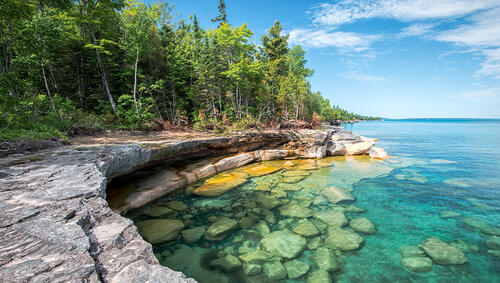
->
(0, 127), (382, 282)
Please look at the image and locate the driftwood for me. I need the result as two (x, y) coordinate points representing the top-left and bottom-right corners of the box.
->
(277, 119), (315, 130)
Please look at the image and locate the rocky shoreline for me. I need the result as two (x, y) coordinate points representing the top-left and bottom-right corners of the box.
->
(0, 126), (386, 282)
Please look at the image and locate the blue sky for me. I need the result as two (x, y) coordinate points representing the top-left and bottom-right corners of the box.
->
(166, 0), (500, 118)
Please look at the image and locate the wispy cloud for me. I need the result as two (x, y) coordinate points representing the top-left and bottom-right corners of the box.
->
(288, 28), (380, 51)
(436, 7), (500, 79)
(399, 23), (435, 37)
(311, 0), (500, 26)
(343, 72), (387, 85)
(452, 88), (500, 103)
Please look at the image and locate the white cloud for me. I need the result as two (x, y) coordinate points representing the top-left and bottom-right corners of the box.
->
(436, 7), (500, 79)
(399, 23), (434, 37)
(343, 72), (387, 85)
(289, 28), (380, 51)
(311, 0), (500, 26)
(477, 48), (500, 79)
(452, 88), (500, 103)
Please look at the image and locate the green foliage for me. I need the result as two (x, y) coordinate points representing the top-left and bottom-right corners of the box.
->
(117, 94), (156, 129)
(0, 0), (379, 142)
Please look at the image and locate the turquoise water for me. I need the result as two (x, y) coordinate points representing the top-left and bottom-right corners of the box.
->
(337, 119), (500, 282)
(125, 119), (500, 282)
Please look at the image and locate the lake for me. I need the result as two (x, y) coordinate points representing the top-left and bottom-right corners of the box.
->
(127, 119), (500, 282)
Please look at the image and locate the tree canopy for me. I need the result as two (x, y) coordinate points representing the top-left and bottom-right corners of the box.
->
(0, 0), (379, 141)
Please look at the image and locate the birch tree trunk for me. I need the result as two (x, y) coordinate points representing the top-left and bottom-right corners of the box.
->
(88, 23), (118, 114)
(133, 48), (140, 121)
(41, 62), (56, 112)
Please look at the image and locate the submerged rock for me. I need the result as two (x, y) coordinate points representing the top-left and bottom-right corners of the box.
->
(143, 205), (174, 218)
(306, 270), (332, 283)
(419, 237), (468, 265)
(400, 246), (425, 257)
(239, 216), (257, 229)
(136, 219), (185, 244)
(344, 204), (366, 213)
(255, 220), (271, 236)
(463, 217), (500, 236)
(181, 226), (206, 244)
(284, 259), (310, 279)
(239, 250), (273, 264)
(308, 237), (322, 250)
(401, 256), (433, 272)
(321, 186), (355, 204)
(243, 263), (262, 276)
(243, 164), (281, 177)
(210, 255), (242, 272)
(278, 203), (312, 218)
(486, 236), (500, 250)
(263, 261), (287, 280)
(325, 228), (364, 251)
(450, 239), (479, 253)
(314, 210), (348, 227)
(257, 195), (280, 210)
(349, 217), (376, 234)
(282, 176), (307, 183)
(255, 181), (273, 191)
(282, 170), (311, 177)
(166, 245), (229, 283)
(193, 172), (248, 197)
(487, 249), (500, 258)
(165, 201), (188, 211)
(293, 221), (320, 237)
(261, 230), (307, 259)
(205, 217), (238, 241)
(312, 247), (340, 272)
(440, 211), (461, 219)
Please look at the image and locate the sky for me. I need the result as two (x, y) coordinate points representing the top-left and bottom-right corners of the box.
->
(165, 0), (500, 118)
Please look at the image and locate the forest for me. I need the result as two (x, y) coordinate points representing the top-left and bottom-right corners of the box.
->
(0, 0), (380, 141)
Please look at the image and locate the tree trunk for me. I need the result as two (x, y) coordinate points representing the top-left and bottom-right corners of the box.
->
(41, 63), (56, 112)
(88, 23), (118, 114)
(133, 48), (140, 121)
(48, 65), (59, 94)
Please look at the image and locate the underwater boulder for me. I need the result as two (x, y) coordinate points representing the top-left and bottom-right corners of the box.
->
(419, 237), (468, 265)
(205, 217), (238, 241)
(401, 256), (433, 272)
(293, 221), (320, 237)
(261, 230), (307, 259)
(278, 203), (312, 218)
(306, 270), (332, 283)
(349, 217), (377, 234)
(263, 261), (287, 280)
(193, 172), (249, 197)
(325, 228), (364, 251)
(313, 210), (348, 227)
(321, 186), (355, 204)
(181, 226), (206, 244)
(136, 219), (185, 244)
(210, 255), (242, 272)
(243, 164), (281, 177)
(284, 259), (310, 279)
(312, 247), (341, 272)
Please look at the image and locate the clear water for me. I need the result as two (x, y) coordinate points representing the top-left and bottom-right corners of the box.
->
(125, 119), (500, 282)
